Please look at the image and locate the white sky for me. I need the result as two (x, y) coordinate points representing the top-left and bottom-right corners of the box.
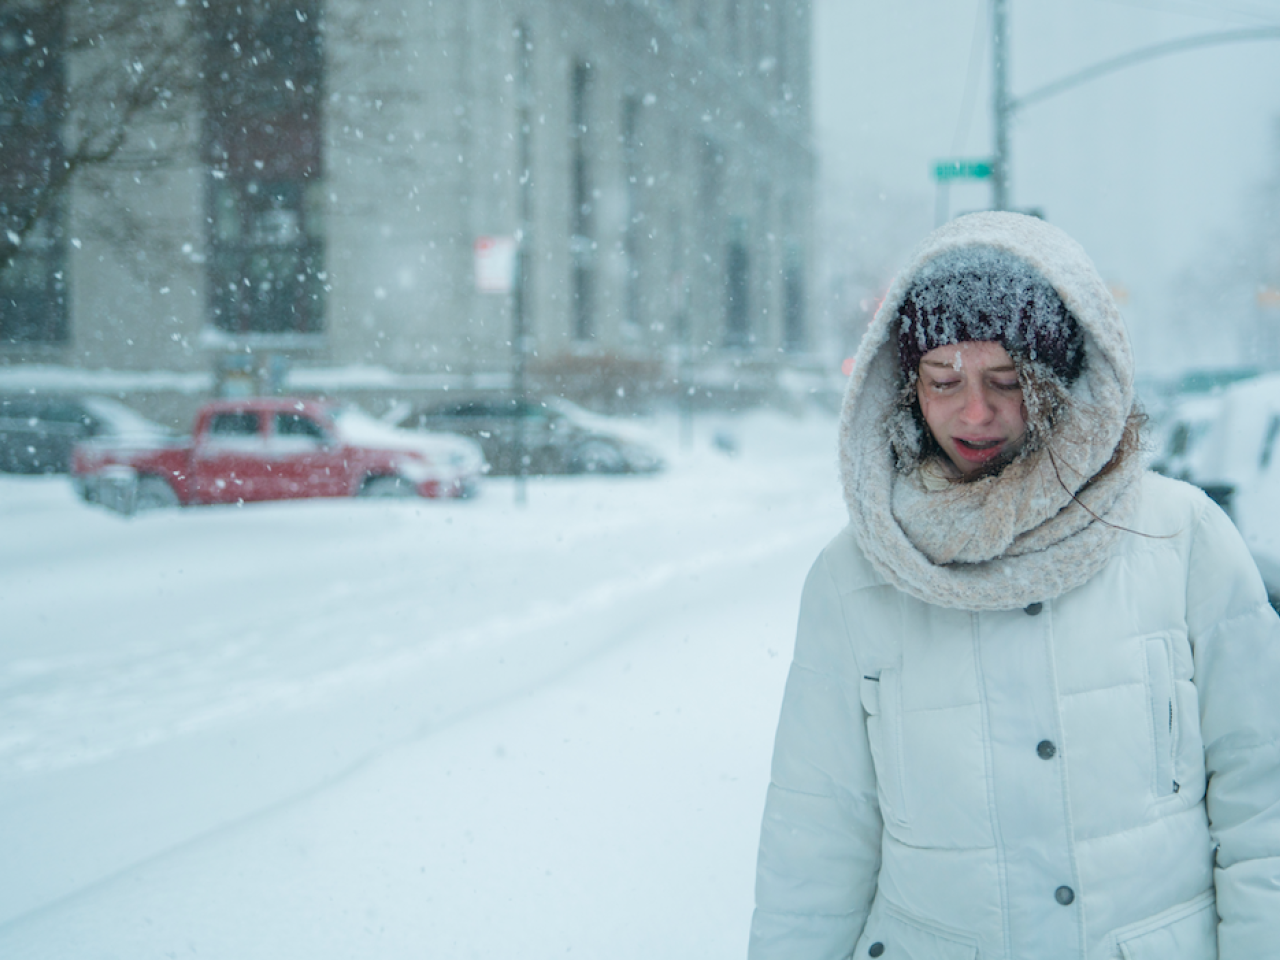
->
(814, 0), (1280, 377)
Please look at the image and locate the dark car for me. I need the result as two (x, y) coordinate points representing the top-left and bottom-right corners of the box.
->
(0, 394), (174, 474)
(393, 396), (664, 476)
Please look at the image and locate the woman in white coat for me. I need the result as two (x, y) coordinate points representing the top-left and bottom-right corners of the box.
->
(748, 212), (1280, 960)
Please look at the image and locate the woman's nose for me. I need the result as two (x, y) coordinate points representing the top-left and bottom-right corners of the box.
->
(960, 384), (995, 422)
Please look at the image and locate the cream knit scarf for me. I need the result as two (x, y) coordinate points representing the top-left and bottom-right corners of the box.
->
(839, 213), (1143, 611)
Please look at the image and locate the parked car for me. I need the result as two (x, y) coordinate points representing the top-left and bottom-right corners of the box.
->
(1174, 373), (1280, 605)
(72, 396), (487, 510)
(0, 394), (175, 474)
(1177, 374), (1280, 518)
(392, 396), (664, 476)
(1149, 391), (1228, 484)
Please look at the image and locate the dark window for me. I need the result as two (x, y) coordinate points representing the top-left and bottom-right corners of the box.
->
(619, 97), (645, 330)
(209, 411), (261, 437)
(783, 243), (806, 351)
(275, 412), (326, 440)
(622, 96), (642, 330)
(202, 1), (325, 336)
(0, 7), (67, 345)
(570, 60), (593, 340)
(725, 239), (750, 347)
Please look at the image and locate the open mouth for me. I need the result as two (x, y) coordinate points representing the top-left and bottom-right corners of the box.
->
(954, 437), (1006, 461)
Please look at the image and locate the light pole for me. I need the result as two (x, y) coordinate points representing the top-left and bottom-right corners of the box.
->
(991, 0), (1011, 212)
(989, 10), (1280, 215)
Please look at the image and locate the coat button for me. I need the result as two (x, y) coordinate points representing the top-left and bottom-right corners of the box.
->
(1037, 740), (1057, 760)
(1025, 602), (1044, 615)
(869, 944), (885, 958)
(1055, 885), (1075, 905)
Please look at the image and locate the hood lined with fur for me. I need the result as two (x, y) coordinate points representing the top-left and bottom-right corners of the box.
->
(838, 212), (1142, 611)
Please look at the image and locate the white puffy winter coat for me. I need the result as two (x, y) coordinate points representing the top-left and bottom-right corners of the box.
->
(750, 474), (1280, 959)
(749, 213), (1280, 960)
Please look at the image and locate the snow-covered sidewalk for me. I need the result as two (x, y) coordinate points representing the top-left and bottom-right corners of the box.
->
(0, 409), (845, 957)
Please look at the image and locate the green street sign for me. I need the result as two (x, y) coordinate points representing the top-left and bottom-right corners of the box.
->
(934, 159), (994, 181)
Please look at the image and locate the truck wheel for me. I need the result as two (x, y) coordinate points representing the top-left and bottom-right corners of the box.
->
(136, 476), (179, 510)
(360, 476), (415, 498)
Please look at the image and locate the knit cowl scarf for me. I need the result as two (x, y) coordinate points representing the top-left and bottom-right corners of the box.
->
(839, 212), (1144, 612)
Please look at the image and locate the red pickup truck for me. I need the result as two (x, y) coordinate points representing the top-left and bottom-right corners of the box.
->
(72, 397), (487, 510)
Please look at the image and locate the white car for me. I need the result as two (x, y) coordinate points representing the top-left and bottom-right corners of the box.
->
(1186, 374), (1280, 603)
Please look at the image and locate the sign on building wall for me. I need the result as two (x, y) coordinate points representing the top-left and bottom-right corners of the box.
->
(474, 236), (517, 294)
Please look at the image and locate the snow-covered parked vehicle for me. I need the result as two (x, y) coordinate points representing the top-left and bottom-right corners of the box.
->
(1149, 390), (1229, 484)
(72, 397), (487, 510)
(391, 395), (665, 476)
(1183, 373), (1280, 604)
(1183, 374), (1280, 518)
(0, 393), (175, 474)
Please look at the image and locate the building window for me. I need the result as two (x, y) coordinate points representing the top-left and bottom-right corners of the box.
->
(783, 241), (805, 351)
(0, 6), (67, 345)
(570, 59), (593, 341)
(621, 95), (642, 331)
(202, 0), (324, 337)
(725, 220), (750, 348)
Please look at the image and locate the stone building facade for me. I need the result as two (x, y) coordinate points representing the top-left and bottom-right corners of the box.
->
(0, 0), (815, 414)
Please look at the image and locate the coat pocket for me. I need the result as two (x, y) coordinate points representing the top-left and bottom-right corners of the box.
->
(1115, 890), (1217, 960)
(1145, 636), (1177, 798)
(859, 669), (908, 830)
(854, 901), (978, 960)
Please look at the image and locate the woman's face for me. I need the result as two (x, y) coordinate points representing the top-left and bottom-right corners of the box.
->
(916, 340), (1028, 477)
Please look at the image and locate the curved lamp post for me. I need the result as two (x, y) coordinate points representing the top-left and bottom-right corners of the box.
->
(989, 0), (1280, 212)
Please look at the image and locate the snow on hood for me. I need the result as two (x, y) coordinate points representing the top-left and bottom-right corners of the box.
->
(332, 408), (486, 472)
(542, 397), (662, 450)
(81, 397), (176, 440)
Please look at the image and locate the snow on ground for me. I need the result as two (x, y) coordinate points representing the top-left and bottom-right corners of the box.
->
(0, 407), (847, 959)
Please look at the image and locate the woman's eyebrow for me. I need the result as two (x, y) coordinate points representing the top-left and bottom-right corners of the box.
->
(920, 359), (1017, 372)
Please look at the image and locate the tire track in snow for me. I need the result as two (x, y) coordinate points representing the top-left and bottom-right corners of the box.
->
(0, 514), (836, 778)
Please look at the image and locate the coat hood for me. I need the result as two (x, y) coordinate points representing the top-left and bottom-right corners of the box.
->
(838, 211), (1141, 610)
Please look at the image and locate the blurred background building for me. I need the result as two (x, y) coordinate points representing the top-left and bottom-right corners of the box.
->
(0, 0), (818, 416)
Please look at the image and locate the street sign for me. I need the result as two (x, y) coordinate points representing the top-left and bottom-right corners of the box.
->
(474, 235), (517, 294)
(934, 159), (994, 181)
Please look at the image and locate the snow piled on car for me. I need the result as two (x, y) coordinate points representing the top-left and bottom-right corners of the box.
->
(332, 406), (487, 473)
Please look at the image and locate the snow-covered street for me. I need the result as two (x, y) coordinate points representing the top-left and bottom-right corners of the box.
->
(0, 408), (845, 958)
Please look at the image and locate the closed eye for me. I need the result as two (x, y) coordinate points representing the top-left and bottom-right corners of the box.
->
(925, 378), (959, 391)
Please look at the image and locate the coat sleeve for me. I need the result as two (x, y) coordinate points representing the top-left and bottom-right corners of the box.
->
(748, 548), (883, 960)
(1184, 497), (1280, 958)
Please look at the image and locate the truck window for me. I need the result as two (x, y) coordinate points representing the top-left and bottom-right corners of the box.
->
(275, 412), (327, 441)
(209, 412), (261, 436)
